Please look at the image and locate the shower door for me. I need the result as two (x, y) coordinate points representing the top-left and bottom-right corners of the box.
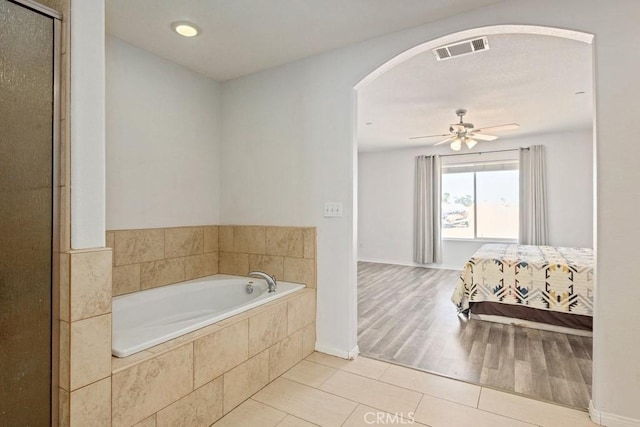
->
(0, 0), (60, 425)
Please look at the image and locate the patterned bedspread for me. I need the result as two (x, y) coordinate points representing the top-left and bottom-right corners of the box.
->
(451, 244), (593, 316)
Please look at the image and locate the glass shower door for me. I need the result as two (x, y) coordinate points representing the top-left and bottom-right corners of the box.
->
(0, 0), (56, 424)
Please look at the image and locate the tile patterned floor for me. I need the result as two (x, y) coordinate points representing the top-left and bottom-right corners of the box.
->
(213, 352), (598, 426)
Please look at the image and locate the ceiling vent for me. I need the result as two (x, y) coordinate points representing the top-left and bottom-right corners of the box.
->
(434, 37), (489, 61)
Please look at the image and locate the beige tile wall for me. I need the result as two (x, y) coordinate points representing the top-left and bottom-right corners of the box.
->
(219, 226), (316, 288)
(106, 226), (219, 296)
(107, 225), (317, 296)
(111, 288), (317, 426)
(59, 248), (113, 427)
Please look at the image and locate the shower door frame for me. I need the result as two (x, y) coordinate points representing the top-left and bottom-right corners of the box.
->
(8, 0), (62, 425)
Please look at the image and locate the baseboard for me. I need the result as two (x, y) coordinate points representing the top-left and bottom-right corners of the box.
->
(590, 400), (640, 426)
(590, 400), (602, 425)
(315, 343), (360, 360)
(357, 257), (461, 271)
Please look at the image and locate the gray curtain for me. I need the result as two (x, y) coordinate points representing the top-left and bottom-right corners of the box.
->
(519, 145), (548, 245)
(414, 155), (442, 264)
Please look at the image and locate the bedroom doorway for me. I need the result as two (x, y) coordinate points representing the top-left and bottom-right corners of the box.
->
(354, 26), (596, 409)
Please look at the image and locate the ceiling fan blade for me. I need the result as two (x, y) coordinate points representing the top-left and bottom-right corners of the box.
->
(470, 133), (498, 141)
(433, 136), (455, 146)
(409, 133), (451, 140)
(475, 123), (519, 133)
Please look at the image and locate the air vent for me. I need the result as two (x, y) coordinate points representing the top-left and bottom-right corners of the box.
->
(434, 37), (489, 61)
(435, 48), (450, 59)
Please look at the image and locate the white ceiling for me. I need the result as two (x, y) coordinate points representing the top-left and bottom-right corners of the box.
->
(358, 33), (594, 152)
(105, 3), (593, 152)
(105, 0), (500, 81)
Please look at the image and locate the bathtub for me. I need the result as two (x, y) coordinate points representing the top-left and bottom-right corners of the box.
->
(112, 274), (305, 357)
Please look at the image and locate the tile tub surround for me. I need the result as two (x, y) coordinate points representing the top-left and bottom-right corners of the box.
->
(107, 226), (219, 296)
(218, 226), (317, 288)
(58, 248), (114, 427)
(111, 288), (316, 426)
(107, 225), (317, 296)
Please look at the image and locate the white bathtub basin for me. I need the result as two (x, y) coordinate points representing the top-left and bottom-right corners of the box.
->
(112, 274), (304, 357)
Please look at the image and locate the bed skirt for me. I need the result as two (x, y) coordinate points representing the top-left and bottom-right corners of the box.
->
(470, 301), (592, 331)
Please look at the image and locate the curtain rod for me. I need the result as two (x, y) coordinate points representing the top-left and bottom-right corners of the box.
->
(437, 147), (528, 157)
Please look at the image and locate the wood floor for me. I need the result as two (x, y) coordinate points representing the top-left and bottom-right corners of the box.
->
(357, 261), (593, 409)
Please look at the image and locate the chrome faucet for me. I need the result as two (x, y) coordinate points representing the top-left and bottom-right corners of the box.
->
(248, 271), (277, 293)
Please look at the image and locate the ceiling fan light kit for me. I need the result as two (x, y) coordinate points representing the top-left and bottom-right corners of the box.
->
(448, 135), (477, 151)
(410, 108), (519, 151)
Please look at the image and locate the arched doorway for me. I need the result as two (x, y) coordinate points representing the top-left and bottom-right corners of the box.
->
(354, 25), (596, 409)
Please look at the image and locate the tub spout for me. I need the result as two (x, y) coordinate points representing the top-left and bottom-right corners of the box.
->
(248, 271), (277, 292)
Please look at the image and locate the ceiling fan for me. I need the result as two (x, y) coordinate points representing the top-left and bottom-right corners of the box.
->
(409, 109), (519, 151)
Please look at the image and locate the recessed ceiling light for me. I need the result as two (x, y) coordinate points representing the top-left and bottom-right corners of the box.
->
(171, 21), (200, 37)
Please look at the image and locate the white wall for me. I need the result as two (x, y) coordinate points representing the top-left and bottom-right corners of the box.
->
(545, 131), (594, 248)
(106, 36), (221, 230)
(70, 0), (105, 248)
(219, 1), (640, 422)
(221, 59), (359, 355)
(358, 131), (593, 269)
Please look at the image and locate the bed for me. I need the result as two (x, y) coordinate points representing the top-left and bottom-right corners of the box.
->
(451, 244), (593, 334)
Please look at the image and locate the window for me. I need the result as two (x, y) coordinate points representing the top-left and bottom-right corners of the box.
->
(441, 159), (519, 240)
